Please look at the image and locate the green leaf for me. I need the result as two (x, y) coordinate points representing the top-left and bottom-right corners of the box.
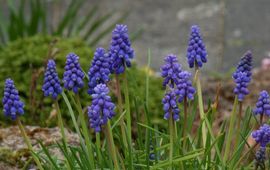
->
(75, 5), (98, 33)
(89, 12), (129, 46)
(38, 141), (60, 170)
(83, 12), (113, 40)
(55, 0), (85, 35)
(150, 150), (204, 169)
(111, 110), (126, 129)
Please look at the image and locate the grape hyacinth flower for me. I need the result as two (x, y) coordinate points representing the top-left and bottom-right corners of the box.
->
(160, 54), (182, 88)
(109, 24), (134, 74)
(254, 146), (266, 169)
(63, 53), (85, 93)
(186, 25), (207, 68)
(176, 71), (196, 102)
(162, 89), (180, 121)
(42, 60), (62, 99)
(88, 47), (111, 95)
(253, 90), (270, 116)
(2, 79), (24, 120)
(252, 124), (270, 147)
(233, 50), (253, 79)
(88, 84), (116, 132)
(233, 71), (250, 101)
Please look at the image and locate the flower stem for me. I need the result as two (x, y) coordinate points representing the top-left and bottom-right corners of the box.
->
(182, 97), (188, 145)
(115, 75), (128, 148)
(96, 133), (103, 169)
(122, 72), (132, 142)
(237, 101), (242, 130)
(75, 94), (95, 169)
(122, 72), (134, 169)
(169, 112), (174, 169)
(16, 118), (44, 170)
(54, 100), (67, 145)
(195, 67), (207, 146)
(224, 96), (238, 162)
(235, 101), (243, 155)
(104, 120), (120, 170)
(260, 114), (263, 125)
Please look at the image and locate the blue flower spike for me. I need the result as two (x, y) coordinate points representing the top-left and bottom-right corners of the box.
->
(233, 50), (253, 79)
(233, 51), (253, 101)
(254, 90), (270, 116)
(160, 54), (182, 88)
(42, 59), (62, 99)
(186, 25), (207, 68)
(252, 124), (270, 147)
(233, 72), (250, 102)
(63, 53), (85, 93)
(162, 89), (180, 121)
(109, 24), (134, 74)
(176, 71), (196, 102)
(2, 78), (24, 120)
(88, 84), (116, 132)
(88, 47), (111, 95)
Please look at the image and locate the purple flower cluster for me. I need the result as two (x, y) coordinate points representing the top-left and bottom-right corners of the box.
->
(2, 79), (24, 120)
(160, 54), (182, 88)
(87, 84), (116, 132)
(63, 53), (85, 93)
(162, 89), (180, 121)
(255, 147), (266, 168)
(42, 60), (62, 99)
(233, 51), (253, 79)
(233, 72), (250, 101)
(233, 51), (253, 101)
(160, 53), (196, 121)
(109, 24), (134, 74)
(88, 48), (111, 95)
(176, 71), (196, 102)
(252, 124), (270, 147)
(253, 90), (270, 116)
(186, 25), (207, 68)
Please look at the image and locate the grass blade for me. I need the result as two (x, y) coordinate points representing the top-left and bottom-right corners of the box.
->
(38, 141), (60, 170)
(83, 12), (113, 40)
(88, 12), (129, 46)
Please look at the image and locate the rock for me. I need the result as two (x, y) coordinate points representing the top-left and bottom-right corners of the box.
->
(0, 126), (80, 169)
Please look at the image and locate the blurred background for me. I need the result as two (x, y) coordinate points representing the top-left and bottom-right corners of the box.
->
(1, 0), (270, 72)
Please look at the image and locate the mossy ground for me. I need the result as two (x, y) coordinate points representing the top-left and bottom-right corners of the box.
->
(0, 35), (164, 128)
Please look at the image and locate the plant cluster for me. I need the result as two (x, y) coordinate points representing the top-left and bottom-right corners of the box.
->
(2, 24), (269, 169)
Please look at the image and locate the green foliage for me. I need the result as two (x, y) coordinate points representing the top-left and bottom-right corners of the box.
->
(0, 35), (164, 127)
(0, 35), (93, 125)
(0, 0), (129, 47)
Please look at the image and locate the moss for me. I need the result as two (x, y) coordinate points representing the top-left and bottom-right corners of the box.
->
(0, 35), (93, 125)
(0, 35), (164, 127)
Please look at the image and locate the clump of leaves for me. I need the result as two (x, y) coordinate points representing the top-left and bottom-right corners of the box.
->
(0, 0), (129, 47)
